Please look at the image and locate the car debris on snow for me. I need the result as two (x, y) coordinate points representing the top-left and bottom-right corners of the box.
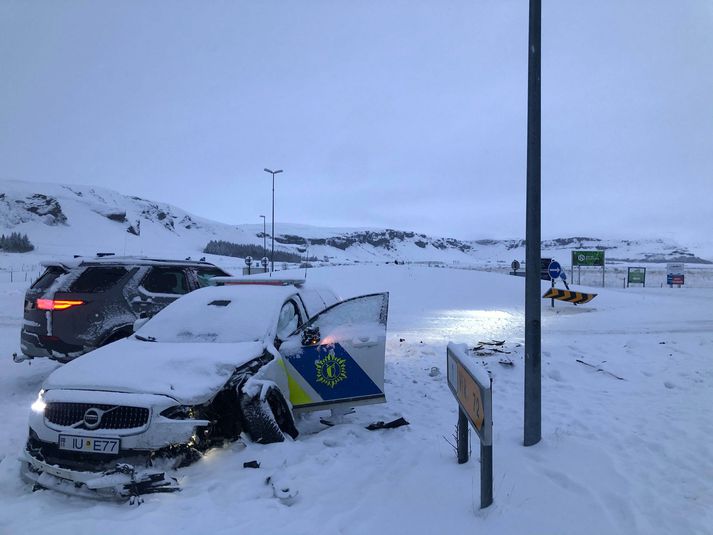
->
(575, 359), (625, 380)
(366, 417), (410, 431)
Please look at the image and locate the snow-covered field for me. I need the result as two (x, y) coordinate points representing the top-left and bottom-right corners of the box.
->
(0, 264), (711, 535)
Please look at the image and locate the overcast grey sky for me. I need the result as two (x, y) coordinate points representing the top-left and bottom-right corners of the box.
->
(1, 1), (711, 242)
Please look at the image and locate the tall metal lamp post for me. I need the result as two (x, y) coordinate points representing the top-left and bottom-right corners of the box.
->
(263, 168), (283, 273)
(524, 0), (542, 447)
(259, 214), (267, 263)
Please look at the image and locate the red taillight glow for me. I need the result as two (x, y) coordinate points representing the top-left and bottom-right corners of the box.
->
(36, 299), (84, 311)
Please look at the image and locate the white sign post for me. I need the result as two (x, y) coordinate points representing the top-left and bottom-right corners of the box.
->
(447, 343), (493, 509)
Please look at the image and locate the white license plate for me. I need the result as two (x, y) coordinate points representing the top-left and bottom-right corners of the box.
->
(58, 434), (120, 455)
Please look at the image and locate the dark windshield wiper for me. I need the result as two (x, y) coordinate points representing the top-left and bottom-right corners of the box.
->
(134, 334), (157, 342)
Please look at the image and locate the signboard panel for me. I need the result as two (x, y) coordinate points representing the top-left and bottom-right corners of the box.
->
(548, 260), (562, 280)
(447, 344), (492, 446)
(572, 250), (605, 267)
(627, 267), (646, 285)
(542, 288), (597, 304)
(666, 263), (685, 286)
(666, 262), (684, 275)
(667, 274), (684, 285)
(447, 343), (494, 510)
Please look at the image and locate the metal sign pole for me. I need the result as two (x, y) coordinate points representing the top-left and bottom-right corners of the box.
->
(480, 376), (494, 508)
(481, 443), (493, 509)
(524, 0), (542, 448)
(602, 251), (606, 288)
(457, 407), (469, 464)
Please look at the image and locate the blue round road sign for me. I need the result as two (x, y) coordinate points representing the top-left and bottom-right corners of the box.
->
(548, 261), (562, 279)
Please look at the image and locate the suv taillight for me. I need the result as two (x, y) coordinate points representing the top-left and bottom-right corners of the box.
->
(36, 299), (85, 311)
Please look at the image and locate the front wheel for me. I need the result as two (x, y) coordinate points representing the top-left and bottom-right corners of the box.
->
(240, 387), (298, 444)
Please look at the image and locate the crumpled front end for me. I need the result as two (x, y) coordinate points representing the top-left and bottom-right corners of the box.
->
(20, 445), (180, 499)
(21, 389), (210, 499)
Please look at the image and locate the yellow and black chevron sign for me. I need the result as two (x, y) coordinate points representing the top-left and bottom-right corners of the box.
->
(542, 288), (597, 304)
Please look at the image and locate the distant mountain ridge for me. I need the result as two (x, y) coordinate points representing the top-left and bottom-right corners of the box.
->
(0, 179), (710, 265)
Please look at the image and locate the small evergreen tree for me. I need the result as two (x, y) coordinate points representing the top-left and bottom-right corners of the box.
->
(0, 232), (35, 253)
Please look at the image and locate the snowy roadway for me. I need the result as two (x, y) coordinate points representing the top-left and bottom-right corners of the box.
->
(0, 265), (711, 534)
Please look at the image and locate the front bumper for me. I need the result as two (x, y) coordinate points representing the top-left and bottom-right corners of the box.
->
(20, 448), (179, 499)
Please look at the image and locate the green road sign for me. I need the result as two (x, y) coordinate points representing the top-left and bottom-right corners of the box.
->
(627, 267), (646, 286)
(572, 250), (605, 267)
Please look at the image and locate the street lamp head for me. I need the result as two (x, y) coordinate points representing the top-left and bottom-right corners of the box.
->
(264, 168), (283, 175)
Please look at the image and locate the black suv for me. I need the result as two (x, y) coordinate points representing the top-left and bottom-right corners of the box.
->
(16, 256), (230, 363)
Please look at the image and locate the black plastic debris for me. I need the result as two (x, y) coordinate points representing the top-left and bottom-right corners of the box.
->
(366, 417), (410, 431)
(243, 460), (260, 469)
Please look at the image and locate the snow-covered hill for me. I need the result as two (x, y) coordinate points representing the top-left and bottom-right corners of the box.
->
(1, 179), (711, 267)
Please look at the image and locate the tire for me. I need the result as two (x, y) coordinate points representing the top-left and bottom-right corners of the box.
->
(240, 387), (298, 444)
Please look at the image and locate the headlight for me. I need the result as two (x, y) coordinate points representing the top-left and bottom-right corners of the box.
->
(31, 389), (46, 413)
(160, 405), (196, 420)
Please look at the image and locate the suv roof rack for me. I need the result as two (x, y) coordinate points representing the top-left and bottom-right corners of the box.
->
(212, 277), (305, 288)
(41, 256), (216, 269)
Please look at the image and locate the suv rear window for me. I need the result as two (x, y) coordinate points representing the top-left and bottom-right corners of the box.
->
(69, 267), (128, 293)
(31, 266), (67, 290)
(142, 267), (189, 294)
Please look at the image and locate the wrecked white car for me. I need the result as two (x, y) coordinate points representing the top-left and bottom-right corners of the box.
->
(21, 280), (389, 498)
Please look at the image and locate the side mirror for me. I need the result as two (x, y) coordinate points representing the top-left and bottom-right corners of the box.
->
(301, 326), (320, 346)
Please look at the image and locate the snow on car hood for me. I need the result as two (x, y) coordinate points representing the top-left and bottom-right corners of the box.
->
(43, 337), (266, 405)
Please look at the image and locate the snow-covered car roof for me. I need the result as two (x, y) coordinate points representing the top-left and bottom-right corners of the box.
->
(135, 284), (301, 344)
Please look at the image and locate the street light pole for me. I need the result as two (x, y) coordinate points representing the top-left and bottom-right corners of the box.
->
(259, 214), (266, 263)
(263, 168), (283, 273)
(524, 0), (542, 447)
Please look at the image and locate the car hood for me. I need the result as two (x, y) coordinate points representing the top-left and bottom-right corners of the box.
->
(43, 337), (266, 405)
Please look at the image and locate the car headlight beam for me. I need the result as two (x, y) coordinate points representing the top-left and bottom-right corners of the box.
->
(31, 389), (46, 413)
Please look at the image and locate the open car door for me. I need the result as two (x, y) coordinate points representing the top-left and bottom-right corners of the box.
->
(279, 292), (389, 413)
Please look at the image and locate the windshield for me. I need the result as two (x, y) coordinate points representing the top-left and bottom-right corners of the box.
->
(136, 285), (293, 343)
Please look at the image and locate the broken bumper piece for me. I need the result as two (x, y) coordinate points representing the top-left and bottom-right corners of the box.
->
(12, 352), (32, 363)
(20, 449), (180, 499)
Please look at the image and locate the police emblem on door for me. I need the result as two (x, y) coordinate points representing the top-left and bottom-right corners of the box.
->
(316, 352), (347, 388)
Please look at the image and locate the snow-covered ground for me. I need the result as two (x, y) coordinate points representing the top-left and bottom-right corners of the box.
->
(0, 264), (711, 534)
